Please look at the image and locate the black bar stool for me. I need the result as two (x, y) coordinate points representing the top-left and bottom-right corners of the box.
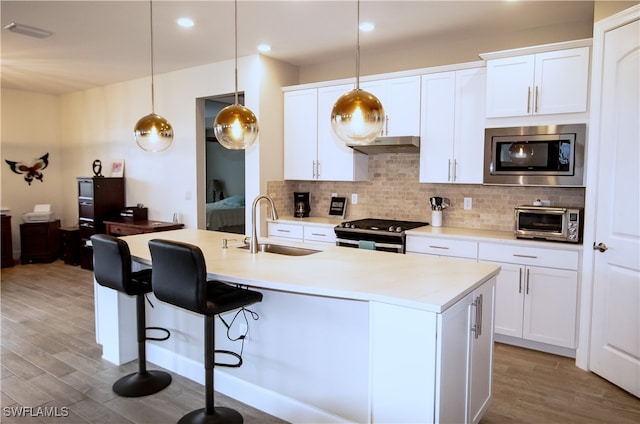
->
(91, 234), (172, 397)
(148, 239), (263, 424)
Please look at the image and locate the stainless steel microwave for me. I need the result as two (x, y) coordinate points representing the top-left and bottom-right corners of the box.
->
(484, 124), (586, 186)
(515, 205), (583, 243)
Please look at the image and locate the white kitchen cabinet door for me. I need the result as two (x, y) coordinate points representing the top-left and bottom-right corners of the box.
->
(284, 89), (317, 180)
(485, 47), (590, 118)
(534, 47), (590, 115)
(485, 55), (534, 117)
(489, 261), (525, 338)
(361, 76), (421, 137)
(317, 84), (368, 181)
(468, 278), (495, 424)
(453, 67), (486, 184)
(420, 68), (485, 184)
(523, 266), (578, 348)
(267, 221), (303, 241)
(420, 71), (456, 183)
(437, 277), (495, 424)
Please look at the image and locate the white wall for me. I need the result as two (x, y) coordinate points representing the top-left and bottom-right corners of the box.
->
(0, 89), (63, 257)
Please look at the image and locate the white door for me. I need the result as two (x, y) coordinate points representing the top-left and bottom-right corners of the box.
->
(589, 12), (640, 397)
(283, 89), (317, 180)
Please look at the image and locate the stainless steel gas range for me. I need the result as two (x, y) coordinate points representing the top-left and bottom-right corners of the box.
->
(334, 218), (429, 253)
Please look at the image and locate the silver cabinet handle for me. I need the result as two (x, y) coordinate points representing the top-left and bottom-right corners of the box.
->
(478, 294), (483, 337)
(447, 159), (452, 182)
(311, 233), (326, 237)
(593, 242), (608, 252)
(277, 229), (290, 233)
(428, 245), (450, 250)
(385, 115), (389, 135)
(534, 86), (539, 113)
(453, 160), (457, 182)
(525, 268), (530, 295)
(518, 268), (523, 294)
(513, 254), (538, 259)
(527, 86), (531, 114)
(312, 161), (317, 179)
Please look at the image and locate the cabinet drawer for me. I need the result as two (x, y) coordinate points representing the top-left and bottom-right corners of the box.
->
(79, 219), (95, 239)
(107, 224), (142, 236)
(478, 242), (578, 270)
(303, 225), (336, 244)
(78, 201), (94, 219)
(406, 236), (478, 259)
(268, 222), (303, 240)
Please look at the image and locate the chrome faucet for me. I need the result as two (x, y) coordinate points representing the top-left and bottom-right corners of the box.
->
(250, 195), (279, 253)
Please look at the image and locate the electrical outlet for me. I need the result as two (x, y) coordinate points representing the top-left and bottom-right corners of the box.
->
(351, 193), (358, 204)
(464, 197), (472, 210)
(331, 193), (338, 198)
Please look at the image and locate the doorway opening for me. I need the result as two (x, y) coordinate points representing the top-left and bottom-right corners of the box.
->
(203, 94), (246, 234)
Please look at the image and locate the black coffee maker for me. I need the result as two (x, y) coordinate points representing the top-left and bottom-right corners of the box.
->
(294, 192), (310, 218)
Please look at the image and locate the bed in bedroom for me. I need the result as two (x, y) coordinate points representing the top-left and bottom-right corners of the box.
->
(205, 195), (245, 234)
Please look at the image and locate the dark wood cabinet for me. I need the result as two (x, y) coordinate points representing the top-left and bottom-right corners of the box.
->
(59, 227), (80, 265)
(20, 220), (61, 264)
(1, 215), (15, 268)
(77, 177), (125, 270)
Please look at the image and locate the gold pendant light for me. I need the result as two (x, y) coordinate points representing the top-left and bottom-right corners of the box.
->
(134, 0), (174, 152)
(331, 0), (384, 146)
(213, 0), (259, 150)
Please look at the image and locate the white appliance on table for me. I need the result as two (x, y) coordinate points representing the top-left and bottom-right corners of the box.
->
(22, 204), (54, 223)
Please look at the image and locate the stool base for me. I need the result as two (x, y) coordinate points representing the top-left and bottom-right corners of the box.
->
(178, 407), (243, 424)
(112, 370), (172, 397)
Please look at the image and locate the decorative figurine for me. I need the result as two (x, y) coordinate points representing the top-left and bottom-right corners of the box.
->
(92, 159), (103, 177)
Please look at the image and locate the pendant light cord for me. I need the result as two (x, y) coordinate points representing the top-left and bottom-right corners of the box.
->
(355, 0), (361, 90)
(149, 0), (156, 115)
(234, 0), (239, 105)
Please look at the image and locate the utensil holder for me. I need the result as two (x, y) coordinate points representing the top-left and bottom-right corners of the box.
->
(432, 210), (442, 227)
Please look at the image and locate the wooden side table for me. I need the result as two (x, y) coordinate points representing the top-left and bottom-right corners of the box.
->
(59, 226), (80, 265)
(104, 220), (184, 236)
(20, 220), (61, 264)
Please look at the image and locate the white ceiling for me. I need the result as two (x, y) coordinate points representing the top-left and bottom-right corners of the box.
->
(1, 0), (596, 96)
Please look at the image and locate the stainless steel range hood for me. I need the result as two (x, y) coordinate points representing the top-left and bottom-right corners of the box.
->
(347, 136), (420, 154)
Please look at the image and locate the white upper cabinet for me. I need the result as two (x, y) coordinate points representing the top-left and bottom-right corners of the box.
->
(485, 46), (590, 118)
(420, 67), (486, 184)
(283, 84), (368, 181)
(360, 76), (421, 137)
(284, 88), (317, 180)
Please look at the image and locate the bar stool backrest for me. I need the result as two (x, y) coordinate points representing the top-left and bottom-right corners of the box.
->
(91, 234), (135, 295)
(148, 239), (209, 315)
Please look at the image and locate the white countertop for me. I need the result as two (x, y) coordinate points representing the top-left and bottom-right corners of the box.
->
(407, 225), (584, 251)
(272, 216), (583, 252)
(122, 229), (500, 313)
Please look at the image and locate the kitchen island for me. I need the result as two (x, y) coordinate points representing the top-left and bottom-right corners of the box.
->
(94, 229), (500, 424)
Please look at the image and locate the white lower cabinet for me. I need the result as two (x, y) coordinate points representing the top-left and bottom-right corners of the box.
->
(479, 242), (579, 349)
(267, 221), (336, 244)
(436, 277), (495, 424)
(370, 277), (496, 423)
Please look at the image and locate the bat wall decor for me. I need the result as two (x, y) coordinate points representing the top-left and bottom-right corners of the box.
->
(5, 152), (50, 185)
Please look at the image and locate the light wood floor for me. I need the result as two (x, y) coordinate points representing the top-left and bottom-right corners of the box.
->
(2, 261), (639, 423)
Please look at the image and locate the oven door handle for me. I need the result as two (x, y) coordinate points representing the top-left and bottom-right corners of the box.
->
(336, 238), (404, 251)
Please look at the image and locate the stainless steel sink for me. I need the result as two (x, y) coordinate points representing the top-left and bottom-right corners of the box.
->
(237, 243), (320, 256)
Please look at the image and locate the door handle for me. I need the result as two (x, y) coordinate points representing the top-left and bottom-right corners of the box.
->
(593, 242), (608, 252)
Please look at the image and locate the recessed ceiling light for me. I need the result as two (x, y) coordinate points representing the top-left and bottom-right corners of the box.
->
(4, 22), (52, 38)
(177, 17), (194, 28)
(257, 44), (271, 53)
(359, 22), (375, 32)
